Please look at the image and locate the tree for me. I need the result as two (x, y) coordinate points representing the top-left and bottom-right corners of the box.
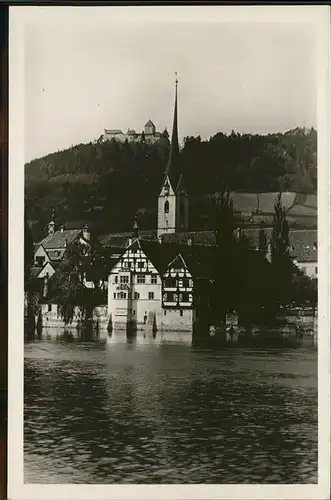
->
(50, 241), (91, 326)
(209, 187), (237, 323)
(270, 193), (294, 308)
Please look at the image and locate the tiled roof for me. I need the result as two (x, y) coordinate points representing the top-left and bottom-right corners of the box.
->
(38, 229), (83, 249)
(162, 231), (216, 246)
(161, 228), (317, 263)
(137, 239), (215, 279)
(30, 266), (43, 278)
(100, 230), (157, 248)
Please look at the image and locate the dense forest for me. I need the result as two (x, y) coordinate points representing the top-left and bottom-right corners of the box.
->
(25, 127), (317, 239)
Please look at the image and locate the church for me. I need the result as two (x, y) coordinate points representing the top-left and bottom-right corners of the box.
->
(107, 78), (213, 332)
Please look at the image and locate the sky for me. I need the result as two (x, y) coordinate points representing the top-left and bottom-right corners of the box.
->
(23, 6), (318, 163)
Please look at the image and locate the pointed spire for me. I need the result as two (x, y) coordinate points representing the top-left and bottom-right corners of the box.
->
(166, 74), (180, 181)
(133, 215), (139, 239)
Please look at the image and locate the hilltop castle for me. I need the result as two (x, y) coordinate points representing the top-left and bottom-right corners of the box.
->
(102, 119), (164, 144)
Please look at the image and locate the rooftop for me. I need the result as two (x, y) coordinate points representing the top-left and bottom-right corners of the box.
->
(38, 229), (83, 249)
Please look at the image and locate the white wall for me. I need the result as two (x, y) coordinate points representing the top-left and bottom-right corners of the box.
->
(157, 175), (177, 237)
(38, 261), (56, 279)
(34, 245), (50, 266)
(295, 261), (317, 279)
(161, 309), (194, 331)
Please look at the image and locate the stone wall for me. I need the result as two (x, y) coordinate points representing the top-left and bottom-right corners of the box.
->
(39, 303), (108, 331)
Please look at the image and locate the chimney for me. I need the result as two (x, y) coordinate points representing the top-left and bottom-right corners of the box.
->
(60, 225), (64, 233)
(83, 224), (90, 241)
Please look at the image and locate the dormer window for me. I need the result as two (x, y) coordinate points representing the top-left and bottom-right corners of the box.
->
(164, 200), (169, 213)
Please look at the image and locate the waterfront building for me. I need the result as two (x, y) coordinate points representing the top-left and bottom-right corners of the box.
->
(31, 215), (91, 280)
(107, 236), (213, 332)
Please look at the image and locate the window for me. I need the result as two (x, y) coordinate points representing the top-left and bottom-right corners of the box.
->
(137, 274), (145, 284)
(164, 310), (167, 315)
(180, 310), (183, 317)
(118, 292), (127, 299)
(183, 278), (190, 288)
(120, 275), (129, 284)
(181, 292), (190, 302)
(164, 200), (169, 213)
(165, 277), (176, 288)
(165, 292), (177, 302)
(48, 304), (52, 312)
(36, 256), (45, 266)
(134, 292), (140, 300)
(149, 292), (154, 300)
(137, 261), (144, 269)
(151, 275), (157, 284)
(114, 276), (118, 284)
(315, 266), (318, 274)
(113, 292), (116, 299)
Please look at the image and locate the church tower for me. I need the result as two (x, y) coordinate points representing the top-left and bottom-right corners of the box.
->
(157, 76), (188, 239)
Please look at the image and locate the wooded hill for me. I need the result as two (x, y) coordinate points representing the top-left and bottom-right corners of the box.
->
(25, 127), (317, 240)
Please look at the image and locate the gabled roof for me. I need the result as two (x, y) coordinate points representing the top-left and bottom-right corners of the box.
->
(99, 230), (157, 248)
(38, 229), (83, 249)
(134, 239), (214, 279)
(145, 120), (155, 127)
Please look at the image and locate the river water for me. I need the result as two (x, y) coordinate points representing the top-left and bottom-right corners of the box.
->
(24, 329), (317, 484)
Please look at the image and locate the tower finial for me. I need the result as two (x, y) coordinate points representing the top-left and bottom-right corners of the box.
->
(133, 215), (139, 239)
(165, 74), (180, 180)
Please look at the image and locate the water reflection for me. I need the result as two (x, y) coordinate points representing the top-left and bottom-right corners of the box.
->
(24, 329), (317, 484)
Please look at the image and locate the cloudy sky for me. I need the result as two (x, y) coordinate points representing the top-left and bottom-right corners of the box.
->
(23, 6), (318, 162)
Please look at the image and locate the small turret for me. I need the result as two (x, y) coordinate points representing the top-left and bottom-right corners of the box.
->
(83, 224), (90, 242)
(133, 216), (139, 240)
(48, 210), (56, 235)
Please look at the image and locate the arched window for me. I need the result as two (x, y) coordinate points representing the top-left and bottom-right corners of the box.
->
(164, 200), (169, 213)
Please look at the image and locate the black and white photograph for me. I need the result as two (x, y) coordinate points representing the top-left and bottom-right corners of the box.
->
(7, 4), (330, 500)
